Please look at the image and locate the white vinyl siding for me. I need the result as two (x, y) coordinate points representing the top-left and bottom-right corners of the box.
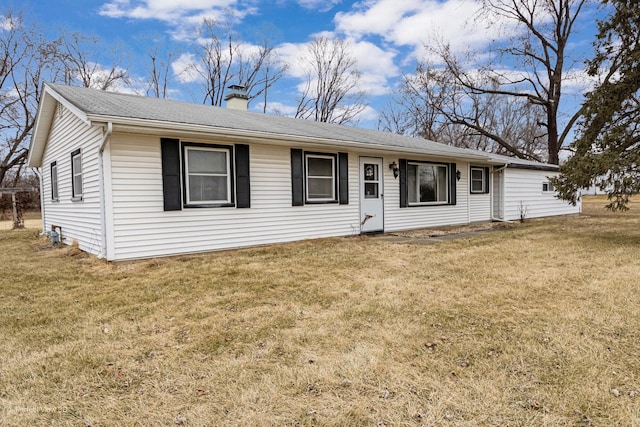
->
(39, 105), (103, 255)
(469, 166), (491, 222)
(108, 135), (359, 261)
(385, 158), (471, 231)
(503, 168), (581, 221)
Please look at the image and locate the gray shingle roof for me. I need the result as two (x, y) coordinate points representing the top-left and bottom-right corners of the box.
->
(47, 83), (494, 160)
(39, 83), (556, 170)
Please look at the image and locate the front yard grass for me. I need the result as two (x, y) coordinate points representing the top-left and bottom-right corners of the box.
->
(1, 196), (639, 426)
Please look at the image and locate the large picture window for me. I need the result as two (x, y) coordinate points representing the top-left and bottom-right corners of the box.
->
(71, 149), (82, 200)
(183, 145), (231, 205)
(407, 162), (449, 204)
(306, 153), (336, 202)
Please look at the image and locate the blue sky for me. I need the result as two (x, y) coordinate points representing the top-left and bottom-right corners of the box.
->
(16, 0), (603, 130)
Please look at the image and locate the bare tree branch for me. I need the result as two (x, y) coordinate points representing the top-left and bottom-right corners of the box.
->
(294, 37), (367, 125)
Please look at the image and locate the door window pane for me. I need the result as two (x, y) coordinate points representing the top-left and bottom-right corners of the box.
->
(364, 182), (378, 198)
(363, 163), (378, 181)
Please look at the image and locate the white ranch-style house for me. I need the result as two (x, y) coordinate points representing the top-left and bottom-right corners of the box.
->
(27, 84), (580, 261)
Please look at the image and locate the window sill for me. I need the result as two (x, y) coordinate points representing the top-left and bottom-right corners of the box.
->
(407, 202), (450, 207)
(51, 198), (59, 203)
(470, 191), (489, 195)
(304, 200), (339, 205)
(184, 203), (235, 209)
(71, 196), (83, 202)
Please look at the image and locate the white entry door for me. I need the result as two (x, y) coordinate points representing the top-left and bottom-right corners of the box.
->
(359, 157), (384, 233)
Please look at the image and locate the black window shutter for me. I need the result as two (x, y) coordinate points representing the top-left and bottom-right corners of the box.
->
(235, 144), (250, 208)
(291, 148), (304, 206)
(449, 163), (457, 205)
(338, 152), (349, 205)
(484, 167), (490, 193)
(399, 159), (408, 208)
(160, 138), (181, 211)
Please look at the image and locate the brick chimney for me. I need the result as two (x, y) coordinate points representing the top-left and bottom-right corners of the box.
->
(224, 85), (248, 111)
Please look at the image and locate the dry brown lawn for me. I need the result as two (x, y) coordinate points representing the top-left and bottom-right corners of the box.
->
(1, 196), (639, 426)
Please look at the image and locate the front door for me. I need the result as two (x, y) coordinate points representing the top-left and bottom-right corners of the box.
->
(359, 157), (384, 233)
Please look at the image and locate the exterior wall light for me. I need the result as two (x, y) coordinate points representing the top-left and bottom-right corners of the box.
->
(456, 169), (462, 181)
(389, 161), (399, 179)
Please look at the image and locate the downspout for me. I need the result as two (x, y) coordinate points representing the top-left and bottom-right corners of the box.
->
(491, 164), (509, 222)
(98, 122), (113, 259)
(34, 168), (45, 234)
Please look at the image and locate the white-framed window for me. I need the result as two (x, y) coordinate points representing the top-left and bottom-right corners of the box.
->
(407, 162), (449, 204)
(305, 153), (336, 202)
(470, 166), (488, 194)
(542, 182), (555, 192)
(183, 145), (232, 205)
(50, 161), (58, 201)
(71, 149), (82, 200)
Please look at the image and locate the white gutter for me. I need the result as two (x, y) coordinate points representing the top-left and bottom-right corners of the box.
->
(98, 122), (113, 259)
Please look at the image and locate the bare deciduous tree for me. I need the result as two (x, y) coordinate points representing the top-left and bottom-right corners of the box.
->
(191, 19), (286, 110)
(380, 63), (548, 159)
(421, 0), (589, 164)
(295, 37), (367, 125)
(236, 37), (287, 113)
(0, 9), (61, 186)
(146, 47), (173, 98)
(59, 32), (130, 90)
(193, 18), (235, 106)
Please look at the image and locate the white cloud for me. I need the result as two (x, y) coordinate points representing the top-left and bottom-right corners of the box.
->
(99, 0), (256, 41)
(277, 37), (400, 97)
(334, 0), (511, 61)
(296, 0), (342, 12)
(0, 15), (18, 31)
(354, 104), (379, 122)
(171, 53), (200, 83)
(259, 101), (299, 116)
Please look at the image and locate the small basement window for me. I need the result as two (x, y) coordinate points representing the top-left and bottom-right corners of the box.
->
(542, 182), (555, 192)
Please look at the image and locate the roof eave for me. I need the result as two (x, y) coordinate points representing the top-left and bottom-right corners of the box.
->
(90, 114), (494, 162)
